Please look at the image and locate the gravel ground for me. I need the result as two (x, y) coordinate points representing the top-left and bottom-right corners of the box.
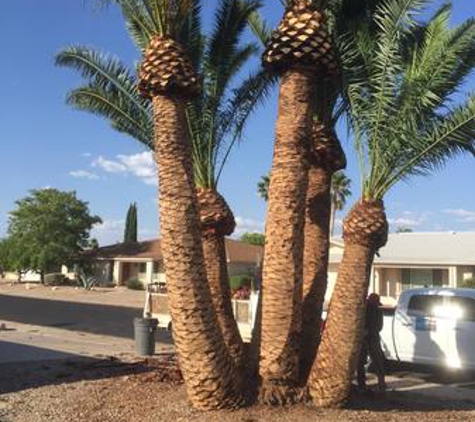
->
(1, 356), (475, 422)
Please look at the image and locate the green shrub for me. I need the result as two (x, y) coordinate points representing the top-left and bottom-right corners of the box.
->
(44, 273), (66, 286)
(461, 278), (475, 289)
(77, 270), (99, 290)
(127, 278), (145, 291)
(230, 275), (253, 291)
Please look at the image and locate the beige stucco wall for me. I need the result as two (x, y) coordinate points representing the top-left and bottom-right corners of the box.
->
(325, 263), (339, 304)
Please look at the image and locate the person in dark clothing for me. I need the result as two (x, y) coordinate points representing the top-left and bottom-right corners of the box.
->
(357, 293), (387, 392)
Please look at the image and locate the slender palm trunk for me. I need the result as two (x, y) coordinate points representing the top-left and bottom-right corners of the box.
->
(307, 200), (388, 408)
(330, 204), (337, 237)
(299, 167), (331, 383)
(153, 95), (244, 410)
(259, 69), (315, 404)
(202, 232), (245, 369)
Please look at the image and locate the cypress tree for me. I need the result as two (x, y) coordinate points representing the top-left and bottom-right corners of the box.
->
(124, 203), (138, 243)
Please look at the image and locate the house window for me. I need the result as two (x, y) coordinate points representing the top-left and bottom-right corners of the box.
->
(402, 268), (448, 291)
(139, 263), (147, 274)
(153, 261), (160, 274)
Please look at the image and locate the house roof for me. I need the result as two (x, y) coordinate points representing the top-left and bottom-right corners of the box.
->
(329, 232), (475, 266)
(92, 238), (263, 264)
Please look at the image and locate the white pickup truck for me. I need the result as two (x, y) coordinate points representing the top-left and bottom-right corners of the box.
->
(380, 288), (475, 370)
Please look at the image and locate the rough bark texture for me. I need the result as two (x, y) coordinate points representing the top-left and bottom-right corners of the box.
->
(197, 188), (244, 370)
(299, 122), (346, 384)
(202, 232), (245, 369)
(152, 95), (244, 410)
(299, 168), (331, 384)
(307, 200), (388, 408)
(259, 69), (316, 405)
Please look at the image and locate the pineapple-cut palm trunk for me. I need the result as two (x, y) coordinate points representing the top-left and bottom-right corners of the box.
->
(202, 232), (245, 369)
(152, 95), (244, 410)
(259, 69), (315, 404)
(307, 200), (388, 408)
(299, 167), (331, 384)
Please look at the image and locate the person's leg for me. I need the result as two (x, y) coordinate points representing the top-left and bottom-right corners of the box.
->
(357, 341), (368, 390)
(368, 335), (386, 392)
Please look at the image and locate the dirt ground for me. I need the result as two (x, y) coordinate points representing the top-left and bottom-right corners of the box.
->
(1, 355), (475, 422)
(2, 282), (475, 421)
(0, 281), (145, 308)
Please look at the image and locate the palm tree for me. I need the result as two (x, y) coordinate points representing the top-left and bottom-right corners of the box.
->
(57, 0), (272, 394)
(257, 174), (270, 201)
(258, 0), (339, 404)
(308, 1), (475, 407)
(134, 0), (246, 409)
(58, 0), (266, 409)
(248, 1), (379, 387)
(330, 171), (351, 236)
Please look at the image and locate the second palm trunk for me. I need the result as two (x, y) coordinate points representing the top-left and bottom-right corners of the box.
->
(259, 69), (315, 403)
(299, 123), (346, 384)
(197, 188), (245, 370)
(307, 200), (388, 407)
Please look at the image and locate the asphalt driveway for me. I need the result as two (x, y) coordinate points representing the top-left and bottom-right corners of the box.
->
(0, 283), (173, 364)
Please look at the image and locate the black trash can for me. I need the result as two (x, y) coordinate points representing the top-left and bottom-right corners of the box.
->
(134, 317), (158, 356)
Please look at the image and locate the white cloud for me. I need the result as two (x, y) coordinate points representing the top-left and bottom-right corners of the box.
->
(69, 170), (99, 180)
(118, 153), (157, 186)
(92, 152), (158, 186)
(388, 217), (422, 227)
(91, 219), (124, 245)
(93, 156), (128, 173)
(82, 152), (92, 158)
(444, 209), (475, 223)
(234, 216), (265, 237)
(91, 218), (157, 245)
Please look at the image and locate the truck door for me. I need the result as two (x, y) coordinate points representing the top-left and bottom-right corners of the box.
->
(394, 294), (447, 365)
(445, 295), (475, 369)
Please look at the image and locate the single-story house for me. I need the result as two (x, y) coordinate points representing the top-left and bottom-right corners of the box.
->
(327, 232), (475, 305)
(82, 238), (264, 287)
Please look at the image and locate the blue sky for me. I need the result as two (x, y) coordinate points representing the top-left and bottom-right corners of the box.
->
(1, 0), (475, 245)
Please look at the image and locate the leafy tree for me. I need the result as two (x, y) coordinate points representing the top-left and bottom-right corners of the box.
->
(240, 232), (265, 246)
(310, 2), (475, 407)
(89, 238), (100, 249)
(6, 189), (102, 283)
(0, 238), (12, 278)
(124, 202), (138, 243)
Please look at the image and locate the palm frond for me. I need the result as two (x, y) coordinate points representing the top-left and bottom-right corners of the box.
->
(247, 10), (272, 46)
(56, 46), (153, 148)
(342, 0), (475, 200)
(377, 96), (475, 196)
(55, 46), (150, 118)
(67, 85), (154, 148)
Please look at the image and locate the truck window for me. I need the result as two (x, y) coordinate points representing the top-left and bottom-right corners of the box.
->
(446, 297), (475, 322)
(407, 295), (444, 317)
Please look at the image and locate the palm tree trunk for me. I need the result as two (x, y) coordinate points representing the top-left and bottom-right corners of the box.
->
(152, 95), (244, 410)
(202, 232), (245, 369)
(259, 69), (315, 404)
(330, 204), (337, 237)
(299, 167), (331, 384)
(307, 200), (388, 408)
